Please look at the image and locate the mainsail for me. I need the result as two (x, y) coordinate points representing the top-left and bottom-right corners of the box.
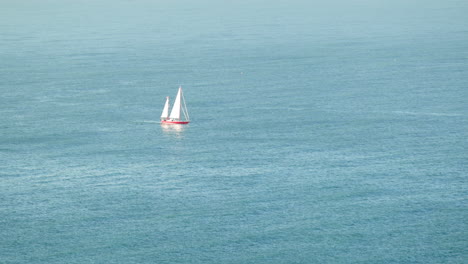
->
(169, 87), (182, 120)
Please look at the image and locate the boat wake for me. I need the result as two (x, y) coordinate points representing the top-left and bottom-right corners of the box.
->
(135, 120), (161, 124)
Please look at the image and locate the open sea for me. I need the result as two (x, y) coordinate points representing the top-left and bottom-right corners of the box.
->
(1, 0), (467, 263)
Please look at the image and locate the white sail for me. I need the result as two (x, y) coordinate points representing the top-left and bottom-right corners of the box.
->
(161, 96), (170, 119)
(169, 87), (182, 120)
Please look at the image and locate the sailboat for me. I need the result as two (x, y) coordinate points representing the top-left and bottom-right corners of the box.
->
(161, 86), (190, 124)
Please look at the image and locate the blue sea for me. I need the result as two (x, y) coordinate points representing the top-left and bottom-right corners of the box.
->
(1, 0), (467, 263)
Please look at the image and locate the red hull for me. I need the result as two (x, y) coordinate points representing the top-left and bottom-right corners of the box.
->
(161, 120), (190, 125)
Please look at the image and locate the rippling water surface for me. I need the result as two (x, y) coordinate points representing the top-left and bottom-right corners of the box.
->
(1, 0), (467, 263)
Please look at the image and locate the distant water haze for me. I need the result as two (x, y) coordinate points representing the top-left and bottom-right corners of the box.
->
(1, 0), (467, 263)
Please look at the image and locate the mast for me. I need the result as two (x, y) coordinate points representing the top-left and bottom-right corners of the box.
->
(161, 96), (170, 120)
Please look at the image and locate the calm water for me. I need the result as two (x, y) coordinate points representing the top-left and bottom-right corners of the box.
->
(1, 0), (467, 263)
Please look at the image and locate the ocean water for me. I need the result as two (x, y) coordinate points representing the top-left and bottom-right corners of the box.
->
(1, 0), (467, 263)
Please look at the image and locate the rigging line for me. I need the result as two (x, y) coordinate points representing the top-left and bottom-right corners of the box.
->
(181, 90), (190, 120)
